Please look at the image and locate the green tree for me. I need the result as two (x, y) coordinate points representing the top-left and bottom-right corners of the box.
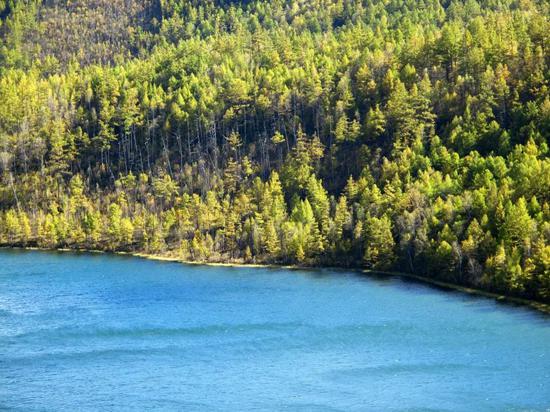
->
(363, 215), (395, 270)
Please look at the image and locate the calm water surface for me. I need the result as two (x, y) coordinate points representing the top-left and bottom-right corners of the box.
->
(0, 250), (549, 411)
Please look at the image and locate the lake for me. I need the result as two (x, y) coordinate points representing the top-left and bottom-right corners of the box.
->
(0, 250), (549, 411)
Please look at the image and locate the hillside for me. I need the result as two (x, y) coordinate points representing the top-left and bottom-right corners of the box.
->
(0, 0), (159, 67)
(0, 0), (549, 302)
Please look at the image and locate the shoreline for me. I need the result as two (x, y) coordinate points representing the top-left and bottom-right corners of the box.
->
(3, 246), (550, 315)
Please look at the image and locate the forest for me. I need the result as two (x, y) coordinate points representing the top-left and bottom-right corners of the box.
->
(0, 0), (548, 302)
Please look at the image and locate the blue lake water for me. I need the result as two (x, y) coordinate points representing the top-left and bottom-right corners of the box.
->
(0, 249), (549, 411)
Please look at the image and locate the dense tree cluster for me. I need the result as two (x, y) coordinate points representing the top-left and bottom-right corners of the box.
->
(0, 0), (549, 302)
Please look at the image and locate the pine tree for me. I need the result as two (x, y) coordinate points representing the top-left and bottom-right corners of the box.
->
(107, 203), (123, 249)
(363, 215), (395, 270)
(4, 210), (21, 243)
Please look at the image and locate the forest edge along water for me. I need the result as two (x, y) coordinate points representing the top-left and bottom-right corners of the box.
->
(4, 246), (549, 315)
(1, 1), (549, 408)
(1, 0), (549, 324)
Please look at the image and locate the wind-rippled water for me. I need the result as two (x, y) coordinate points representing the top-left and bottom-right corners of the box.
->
(0, 250), (549, 411)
